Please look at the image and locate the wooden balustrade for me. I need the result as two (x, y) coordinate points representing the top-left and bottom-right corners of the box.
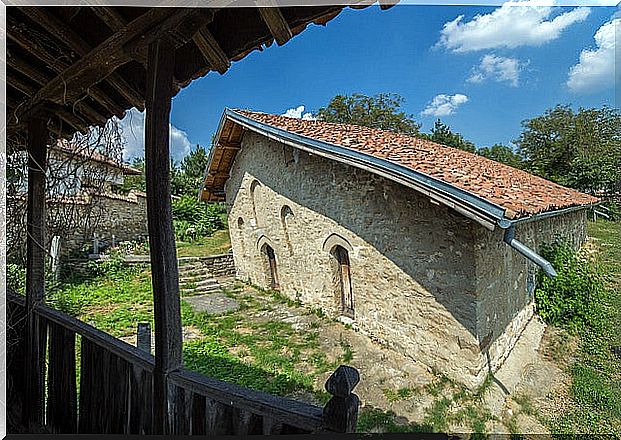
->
(7, 291), (360, 435)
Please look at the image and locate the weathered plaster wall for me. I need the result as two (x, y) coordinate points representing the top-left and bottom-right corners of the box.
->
(225, 130), (589, 388)
(475, 209), (588, 372)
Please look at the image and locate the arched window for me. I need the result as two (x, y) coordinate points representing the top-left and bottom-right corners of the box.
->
(237, 217), (246, 255)
(280, 205), (294, 255)
(261, 243), (280, 291)
(331, 245), (354, 318)
(249, 180), (261, 226)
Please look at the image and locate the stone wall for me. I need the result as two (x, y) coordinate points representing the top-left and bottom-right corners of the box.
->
(225, 131), (589, 388)
(475, 209), (588, 375)
(182, 253), (236, 278)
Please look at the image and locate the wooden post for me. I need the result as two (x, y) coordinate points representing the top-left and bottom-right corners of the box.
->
(24, 116), (48, 429)
(144, 36), (183, 435)
(137, 322), (151, 354)
(322, 365), (360, 433)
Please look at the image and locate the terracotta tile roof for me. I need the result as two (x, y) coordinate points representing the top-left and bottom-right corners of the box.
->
(54, 140), (142, 175)
(235, 110), (598, 219)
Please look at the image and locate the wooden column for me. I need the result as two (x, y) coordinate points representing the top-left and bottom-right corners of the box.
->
(23, 116), (48, 429)
(144, 37), (183, 435)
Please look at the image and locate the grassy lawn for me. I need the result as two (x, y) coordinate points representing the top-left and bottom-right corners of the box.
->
(51, 267), (345, 401)
(176, 229), (231, 257)
(547, 220), (621, 436)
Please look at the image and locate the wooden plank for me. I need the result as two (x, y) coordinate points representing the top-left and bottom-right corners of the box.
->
(90, 6), (126, 32)
(169, 369), (324, 432)
(190, 393), (206, 435)
(192, 27), (230, 75)
(78, 337), (94, 433)
(46, 322), (78, 433)
(145, 36), (183, 435)
(258, 6), (293, 46)
(23, 116), (48, 430)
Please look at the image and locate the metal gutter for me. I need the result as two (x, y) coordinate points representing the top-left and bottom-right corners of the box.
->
(224, 109), (506, 230)
(502, 225), (557, 278)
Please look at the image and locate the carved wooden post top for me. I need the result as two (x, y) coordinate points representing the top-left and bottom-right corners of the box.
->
(322, 365), (360, 433)
(325, 365), (360, 397)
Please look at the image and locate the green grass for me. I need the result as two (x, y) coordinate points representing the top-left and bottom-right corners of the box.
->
(546, 220), (621, 436)
(176, 229), (232, 257)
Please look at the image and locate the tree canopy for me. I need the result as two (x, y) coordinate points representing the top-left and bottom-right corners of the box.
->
(171, 144), (210, 197)
(422, 119), (476, 153)
(477, 144), (524, 169)
(316, 93), (421, 135)
(516, 105), (621, 195)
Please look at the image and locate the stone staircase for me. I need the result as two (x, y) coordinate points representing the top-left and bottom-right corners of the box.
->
(178, 258), (234, 296)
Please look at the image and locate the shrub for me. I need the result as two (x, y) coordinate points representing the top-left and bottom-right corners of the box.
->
(7, 263), (26, 295)
(534, 238), (605, 332)
(172, 196), (224, 242)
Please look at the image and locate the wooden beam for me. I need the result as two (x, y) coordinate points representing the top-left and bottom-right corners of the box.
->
(8, 75), (37, 97)
(24, 116), (48, 430)
(19, 7), (145, 112)
(8, 53), (110, 128)
(192, 28), (230, 75)
(7, 16), (126, 117)
(258, 7), (292, 46)
(15, 8), (191, 122)
(90, 6), (126, 32)
(144, 37), (183, 436)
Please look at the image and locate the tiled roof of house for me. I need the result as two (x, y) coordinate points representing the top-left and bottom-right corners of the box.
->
(54, 140), (141, 175)
(236, 110), (598, 219)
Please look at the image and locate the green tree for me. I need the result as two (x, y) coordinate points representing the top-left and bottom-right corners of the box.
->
(120, 157), (146, 193)
(477, 144), (524, 169)
(422, 119), (476, 153)
(316, 93), (421, 135)
(516, 105), (621, 195)
(171, 144), (210, 197)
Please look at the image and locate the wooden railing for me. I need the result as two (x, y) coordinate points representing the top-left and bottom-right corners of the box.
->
(7, 292), (360, 435)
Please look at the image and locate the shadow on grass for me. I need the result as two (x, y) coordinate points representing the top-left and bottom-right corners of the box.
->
(182, 340), (316, 398)
(357, 405), (435, 434)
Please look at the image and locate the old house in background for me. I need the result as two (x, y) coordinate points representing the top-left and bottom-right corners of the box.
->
(200, 109), (598, 388)
(8, 139), (148, 256)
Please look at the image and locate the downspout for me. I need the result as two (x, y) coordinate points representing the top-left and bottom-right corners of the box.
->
(502, 224), (558, 278)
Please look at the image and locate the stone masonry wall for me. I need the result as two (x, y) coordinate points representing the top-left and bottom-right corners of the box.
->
(475, 209), (588, 374)
(226, 132), (486, 386)
(188, 253), (236, 278)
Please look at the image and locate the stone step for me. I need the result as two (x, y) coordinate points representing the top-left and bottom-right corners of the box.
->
(179, 272), (217, 283)
(182, 285), (223, 296)
(179, 270), (213, 280)
(180, 278), (220, 290)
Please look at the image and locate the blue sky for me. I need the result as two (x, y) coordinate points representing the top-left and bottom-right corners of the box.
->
(119, 2), (618, 161)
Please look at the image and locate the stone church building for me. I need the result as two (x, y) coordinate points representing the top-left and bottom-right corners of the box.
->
(199, 109), (598, 387)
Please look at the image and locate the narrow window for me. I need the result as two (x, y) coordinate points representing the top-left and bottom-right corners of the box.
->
(332, 245), (354, 318)
(280, 205), (294, 255)
(261, 244), (280, 290)
(249, 180), (261, 226)
(237, 217), (245, 255)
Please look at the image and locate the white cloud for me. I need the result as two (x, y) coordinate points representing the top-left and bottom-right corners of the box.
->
(421, 94), (469, 117)
(467, 54), (526, 86)
(282, 105), (315, 120)
(116, 108), (193, 162)
(438, 1), (591, 52)
(567, 18), (618, 94)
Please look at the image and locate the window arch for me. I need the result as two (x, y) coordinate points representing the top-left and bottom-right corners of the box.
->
(330, 245), (354, 318)
(249, 179), (261, 226)
(280, 205), (294, 255)
(237, 217), (246, 255)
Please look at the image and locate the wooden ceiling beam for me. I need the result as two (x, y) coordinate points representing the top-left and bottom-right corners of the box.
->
(15, 8), (193, 122)
(8, 75), (37, 97)
(192, 28), (230, 75)
(7, 15), (126, 117)
(8, 51), (112, 127)
(19, 7), (145, 112)
(258, 6), (292, 46)
(90, 6), (126, 32)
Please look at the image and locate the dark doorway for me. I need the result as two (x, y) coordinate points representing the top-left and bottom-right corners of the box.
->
(333, 245), (354, 318)
(262, 244), (280, 290)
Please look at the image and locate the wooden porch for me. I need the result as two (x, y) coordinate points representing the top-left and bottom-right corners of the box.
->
(5, 4), (393, 435)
